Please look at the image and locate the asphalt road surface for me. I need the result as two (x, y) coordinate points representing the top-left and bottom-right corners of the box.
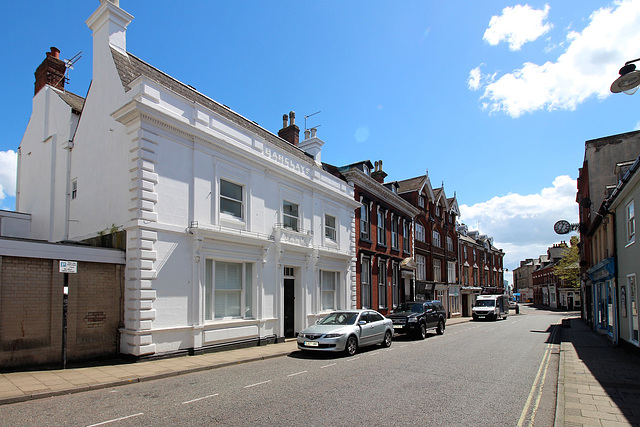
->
(0, 305), (566, 426)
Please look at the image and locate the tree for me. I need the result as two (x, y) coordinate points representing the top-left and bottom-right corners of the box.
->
(553, 236), (580, 288)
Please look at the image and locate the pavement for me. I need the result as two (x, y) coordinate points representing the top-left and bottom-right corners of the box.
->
(2, 314), (640, 426)
(556, 316), (640, 427)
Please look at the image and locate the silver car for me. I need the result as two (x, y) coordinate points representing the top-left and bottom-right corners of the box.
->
(297, 309), (393, 356)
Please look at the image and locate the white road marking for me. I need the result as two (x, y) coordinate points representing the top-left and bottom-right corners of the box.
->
(345, 356), (361, 361)
(320, 363), (337, 369)
(517, 322), (558, 427)
(244, 380), (272, 389)
(86, 413), (144, 426)
(182, 393), (219, 404)
(287, 371), (307, 377)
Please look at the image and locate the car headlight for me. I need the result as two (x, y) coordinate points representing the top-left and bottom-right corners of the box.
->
(408, 318), (418, 323)
(324, 333), (343, 338)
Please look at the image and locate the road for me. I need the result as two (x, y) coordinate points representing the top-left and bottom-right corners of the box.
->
(0, 305), (566, 426)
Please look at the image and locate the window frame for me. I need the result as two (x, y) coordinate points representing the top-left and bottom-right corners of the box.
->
(447, 261), (456, 284)
(360, 202), (370, 241)
(361, 256), (371, 309)
(321, 270), (338, 311)
(627, 200), (636, 245)
(403, 221), (410, 253)
(283, 200), (299, 231)
(377, 207), (387, 246)
(433, 259), (442, 282)
(433, 230), (441, 248)
(378, 260), (387, 309)
(392, 262), (399, 308)
(205, 259), (253, 321)
(416, 254), (426, 281)
(391, 217), (399, 249)
(71, 179), (78, 200)
(325, 214), (337, 242)
(416, 223), (425, 242)
(219, 178), (244, 220)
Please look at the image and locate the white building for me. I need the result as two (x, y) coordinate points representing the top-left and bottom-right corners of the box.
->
(17, 0), (359, 357)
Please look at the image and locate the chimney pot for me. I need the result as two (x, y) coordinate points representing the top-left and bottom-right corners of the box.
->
(278, 110), (300, 146)
(34, 47), (66, 95)
(311, 128), (317, 138)
(282, 114), (288, 128)
(49, 47), (60, 59)
(304, 129), (311, 139)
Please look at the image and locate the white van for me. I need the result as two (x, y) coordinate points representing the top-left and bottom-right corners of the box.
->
(472, 294), (509, 321)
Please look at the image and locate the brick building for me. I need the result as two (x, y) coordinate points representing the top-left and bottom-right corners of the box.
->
(335, 160), (419, 315)
(396, 174), (461, 317)
(0, 210), (125, 369)
(456, 223), (505, 316)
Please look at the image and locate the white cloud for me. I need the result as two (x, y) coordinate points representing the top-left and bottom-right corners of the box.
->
(483, 4), (553, 51)
(468, 66), (482, 91)
(459, 175), (578, 270)
(0, 150), (17, 201)
(473, 0), (640, 117)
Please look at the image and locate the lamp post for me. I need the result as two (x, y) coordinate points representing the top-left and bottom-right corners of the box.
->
(610, 58), (640, 95)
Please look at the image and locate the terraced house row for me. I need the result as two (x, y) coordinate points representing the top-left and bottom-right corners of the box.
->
(0, 0), (504, 367)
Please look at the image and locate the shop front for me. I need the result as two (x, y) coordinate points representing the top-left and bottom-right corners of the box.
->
(588, 257), (617, 343)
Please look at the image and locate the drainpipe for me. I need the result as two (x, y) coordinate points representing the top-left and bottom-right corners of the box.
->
(63, 140), (74, 241)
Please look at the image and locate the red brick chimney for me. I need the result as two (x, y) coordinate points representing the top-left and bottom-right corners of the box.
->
(34, 47), (66, 96)
(371, 160), (388, 183)
(278, 111), (300, 146)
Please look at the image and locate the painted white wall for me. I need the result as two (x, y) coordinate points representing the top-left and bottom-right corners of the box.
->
(17, 0), (359, 357)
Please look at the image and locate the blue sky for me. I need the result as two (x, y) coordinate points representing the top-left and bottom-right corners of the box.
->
(2, 1), (640, 280)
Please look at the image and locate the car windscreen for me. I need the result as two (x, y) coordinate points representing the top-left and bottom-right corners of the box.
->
(475, 299), (496, 307)
(395, 303), (424, 313)
(318, 312), (358, 325)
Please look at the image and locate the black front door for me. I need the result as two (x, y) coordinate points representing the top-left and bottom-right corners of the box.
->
(284, 278), (295, 338)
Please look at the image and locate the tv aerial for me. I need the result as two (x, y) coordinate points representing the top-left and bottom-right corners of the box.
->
(304, 111), (321, 131)
(59, 51), (83, 86)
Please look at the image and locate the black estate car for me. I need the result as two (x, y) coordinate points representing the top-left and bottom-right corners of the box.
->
(387, 300), (446, 339)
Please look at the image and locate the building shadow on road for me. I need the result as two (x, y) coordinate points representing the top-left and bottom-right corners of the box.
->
(561, 316), (640, 425)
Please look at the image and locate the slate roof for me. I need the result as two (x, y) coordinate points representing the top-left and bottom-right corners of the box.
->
(110, 48), (314, 166)
(396, 175), (425, 194)
(52, 87), (85, 114)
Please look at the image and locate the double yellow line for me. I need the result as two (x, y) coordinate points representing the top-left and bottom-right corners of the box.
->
(517, 323), (559, 427)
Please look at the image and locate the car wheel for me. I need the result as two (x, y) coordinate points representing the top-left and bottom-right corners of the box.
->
(381, 330), (392, 348)
(417, 323), (427, 340)
(436, 320), (445, 335)
(345, 336), (358, 356)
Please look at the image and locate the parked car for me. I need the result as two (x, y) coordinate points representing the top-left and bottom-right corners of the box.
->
(297, 309), (393, 356)
(386, 300), (446, 339)
(472, 294), (509, 321)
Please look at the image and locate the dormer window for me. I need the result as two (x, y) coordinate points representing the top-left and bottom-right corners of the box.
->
(418, 196), (425, 208)
(363, 164), (370, 176)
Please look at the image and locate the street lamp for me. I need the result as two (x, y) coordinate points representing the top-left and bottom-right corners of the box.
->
(610, 58), (640, 95)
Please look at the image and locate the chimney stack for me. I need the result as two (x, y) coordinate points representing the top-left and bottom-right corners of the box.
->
(34, 47), (66, 96)
(278, 111), (300, 146)
(371, 160), (388, 183)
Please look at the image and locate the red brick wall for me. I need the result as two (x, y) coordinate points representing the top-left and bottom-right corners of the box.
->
(0, 256), (124, 369)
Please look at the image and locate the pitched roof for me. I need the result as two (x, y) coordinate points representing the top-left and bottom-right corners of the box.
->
(52, 87), (85, 114)
(396, 175), (425, 194)
(110, 48), (314, 166)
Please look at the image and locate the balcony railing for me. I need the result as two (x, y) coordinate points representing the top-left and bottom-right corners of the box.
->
(273, 224), (313, 247)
